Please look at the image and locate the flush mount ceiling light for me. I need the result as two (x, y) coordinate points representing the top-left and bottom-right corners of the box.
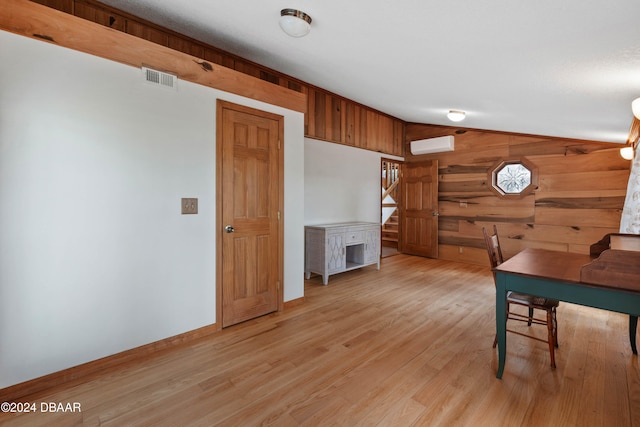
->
(279, 9), (312, 37)
(633, 97), (640, 119)
(620, 146), (634, 160)
(447, 110), (466, 122)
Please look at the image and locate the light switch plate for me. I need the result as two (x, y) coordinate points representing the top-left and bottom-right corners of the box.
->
(181, 198), (198, 214)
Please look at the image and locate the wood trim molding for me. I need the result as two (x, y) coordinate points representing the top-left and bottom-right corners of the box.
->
(284, 296), (306, 309)
(0, 0), (306, 114)
(0, 324), (218, 402)
(628, 116), (640, 146)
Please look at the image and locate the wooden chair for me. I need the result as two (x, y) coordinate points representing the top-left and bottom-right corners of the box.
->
(483, 225), (560, 368)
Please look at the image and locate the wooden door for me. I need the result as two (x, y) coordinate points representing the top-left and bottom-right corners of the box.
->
(217, 101), (283, 328)
(400, 160), (439, 258)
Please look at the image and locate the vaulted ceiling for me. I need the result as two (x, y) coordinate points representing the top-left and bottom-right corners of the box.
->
(99, 0), (640, 144)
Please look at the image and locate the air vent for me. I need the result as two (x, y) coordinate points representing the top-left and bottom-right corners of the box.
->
(142, 67), (177, 90)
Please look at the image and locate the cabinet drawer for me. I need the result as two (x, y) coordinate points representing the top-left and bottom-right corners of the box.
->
(345, 231), (364, 244)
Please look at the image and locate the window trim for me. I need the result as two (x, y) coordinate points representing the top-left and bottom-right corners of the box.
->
(488, 158), (538, 198)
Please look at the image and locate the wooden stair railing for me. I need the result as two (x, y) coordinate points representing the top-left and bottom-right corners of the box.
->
(381, 160), (401, 249)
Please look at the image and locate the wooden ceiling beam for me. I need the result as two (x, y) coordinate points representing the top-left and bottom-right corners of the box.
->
(0, 0), (307, 114)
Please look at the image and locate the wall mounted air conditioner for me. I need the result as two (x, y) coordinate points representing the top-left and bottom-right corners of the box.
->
(410, 135), (455, 155)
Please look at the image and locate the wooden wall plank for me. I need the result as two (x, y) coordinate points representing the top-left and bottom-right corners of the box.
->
(536, 208), (622, 229)
(393, 120), (404, 155)
(534, 196), (625, 210)
(459, 221), (618, 247)
(168, 35), (205, 60)
(530, 148), (629, 175)
(125, 19), (168, 45)
(340, 100), (348, 144)
(356, 105), (368, 149)
(537, 170), (630, 192)
(509, 139), (614, 157)
(439, 180), (489, 193)
(313, 90), (327, 139)
(535, 189), (627, 199)
(30, 0), (73, 13)
(438, 245), (488, 265)
(306, 89), (316, 136)
(440, 172), (488, 183)
(74, 0), (125, 31)
(343, 101), (355, 146)
(330, 95), (341, 143)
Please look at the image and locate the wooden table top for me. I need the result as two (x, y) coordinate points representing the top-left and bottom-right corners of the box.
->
(494, 248), (594, 284)
(496, 247), (640, 293)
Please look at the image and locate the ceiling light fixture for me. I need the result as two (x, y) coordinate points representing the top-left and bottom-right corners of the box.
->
(279, 9), (312, 38)
(633, 97), (640, 120)
(447, 110), (466, 122)
(620, 146), (635, 160)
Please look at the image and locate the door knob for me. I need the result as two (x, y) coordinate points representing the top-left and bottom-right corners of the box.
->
(225, 225), (235, 233)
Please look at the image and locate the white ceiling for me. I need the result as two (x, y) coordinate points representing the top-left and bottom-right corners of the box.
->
(100, 0), (640, 143)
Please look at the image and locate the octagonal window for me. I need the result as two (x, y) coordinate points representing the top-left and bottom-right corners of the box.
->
(489, 158), (538, 198)
(497, 163), (531, 193)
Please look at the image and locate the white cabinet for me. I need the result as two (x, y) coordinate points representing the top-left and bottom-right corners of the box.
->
(305, 222), (381, 285)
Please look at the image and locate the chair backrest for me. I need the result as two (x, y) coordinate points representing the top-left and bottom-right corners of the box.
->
(482, 225), (504, 270)
(610, 234), (640, 251)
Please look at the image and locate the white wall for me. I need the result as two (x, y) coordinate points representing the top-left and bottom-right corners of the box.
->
(0, 31), (304, 389)
(304, 138), (402, 225)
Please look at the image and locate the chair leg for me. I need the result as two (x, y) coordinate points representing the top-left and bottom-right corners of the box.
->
(547, 310), (556, 368)
(630, 316), (638, 355)
(527, 307), (533, 326)
(553, 307), (559, 348)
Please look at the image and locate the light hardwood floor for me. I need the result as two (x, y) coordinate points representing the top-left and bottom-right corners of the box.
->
(1, 254), (639, 426)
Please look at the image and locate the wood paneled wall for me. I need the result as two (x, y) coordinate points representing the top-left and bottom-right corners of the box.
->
(30, 0), (404, 156)
(405, 124), (631, 265)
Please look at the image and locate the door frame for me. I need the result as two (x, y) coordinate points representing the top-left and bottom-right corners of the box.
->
(380, 158), (403, 256)
(215, 100), (285, 330)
